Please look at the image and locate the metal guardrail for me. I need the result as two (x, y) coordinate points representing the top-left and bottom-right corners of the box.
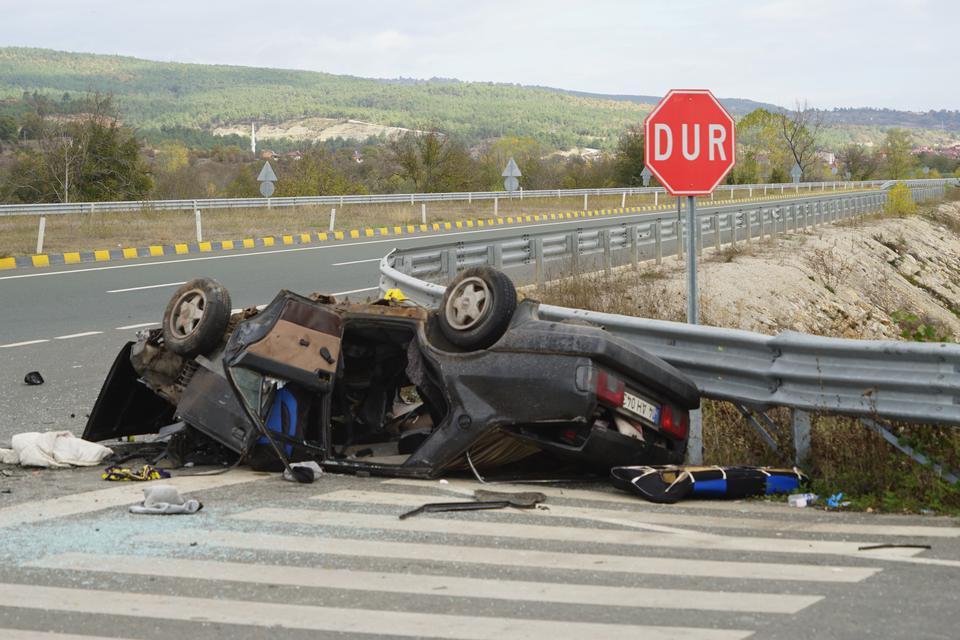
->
(378, 183), (960, 429)
(0, 178), (952, 217)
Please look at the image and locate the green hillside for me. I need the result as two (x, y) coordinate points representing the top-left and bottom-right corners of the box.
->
(0, 47), (654, 150)
(1, 47), (957, 152)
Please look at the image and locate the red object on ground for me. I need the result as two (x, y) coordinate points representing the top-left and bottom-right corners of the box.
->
(644, 89), (736, 196)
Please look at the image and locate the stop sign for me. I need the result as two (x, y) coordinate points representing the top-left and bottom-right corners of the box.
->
(644, 89), (736, 196)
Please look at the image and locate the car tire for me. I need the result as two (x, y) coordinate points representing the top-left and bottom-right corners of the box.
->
(439, 267), (516, 350)
(162, 277), (232, 357)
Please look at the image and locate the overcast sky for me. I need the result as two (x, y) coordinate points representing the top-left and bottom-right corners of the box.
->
(5, 0), (957, 111)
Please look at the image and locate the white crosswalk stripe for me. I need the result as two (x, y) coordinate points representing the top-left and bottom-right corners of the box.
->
(4, 480), (933, 639)
(0, 583), (752, 640)
(28, 552), (823, 614)
(145, 527), (878, 582)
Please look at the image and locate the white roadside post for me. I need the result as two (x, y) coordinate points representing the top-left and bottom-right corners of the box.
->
(329, 208), (336, 231)
(421, 203), (427, 225)
(194, 201), (202, 243)
(36, 216), (46, 255)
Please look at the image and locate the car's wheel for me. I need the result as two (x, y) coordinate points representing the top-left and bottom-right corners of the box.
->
(439, 267), (516, 350)
(162, 278), (232, 357)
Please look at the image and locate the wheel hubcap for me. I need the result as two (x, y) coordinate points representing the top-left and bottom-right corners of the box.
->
(170, 290), (206, 338)
(445, 277), (491, 330)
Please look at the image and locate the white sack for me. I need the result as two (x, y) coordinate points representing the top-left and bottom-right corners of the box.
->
(11, 431), (113, 468)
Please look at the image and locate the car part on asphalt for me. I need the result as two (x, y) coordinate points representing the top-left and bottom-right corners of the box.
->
(83, 269), (700, 479)
(23, 371), (44, 386)
(472, 489), (547, 507)
(399, 500), (514, 520)
(611, 465), (807, 504)
(162, 278), (232, 357)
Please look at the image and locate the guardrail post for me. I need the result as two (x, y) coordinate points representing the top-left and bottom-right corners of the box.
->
(568, 231), (580, 273)
(748, 187), (752, 197)
(602, 229), (613, 274)
(686, 411), (703, 465)
(781, 184), (784, 194)
(763, 184), (767, 196)
(712, 214), (720, 251)
(194, 204), (203, 243)
(630, 226), (640, 269)
(584, 193), (588, 211)
(621, 192), (626, 209)
(468, 192), (472, 204)
(421, 203), (427, 225)
(534, 237), (545, 289)
(654, 191), (659, 207)
(677, 219), (684, 261)
(758, 208), (765, 240)
(791, 410), (812, 466)
(329, 208), (336, 231)
(654, 220), (662, 265)
(745, 210), (753, 246)
(731, 212), (738, 248)
(486, 244), (504, 269)
(36, 216), (46, 254)
(444, 248), (457, 281)
(494, 197), (498, 218)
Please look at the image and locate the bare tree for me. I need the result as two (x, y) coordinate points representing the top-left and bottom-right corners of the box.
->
(777, 101), (824, 180)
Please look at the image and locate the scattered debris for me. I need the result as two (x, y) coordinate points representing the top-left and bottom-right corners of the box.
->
(129, 485), (202, 515)
(23, 371), (44, 386)
(5, 432), (113, 468)
(399, 500), (514, 520)
(826, 492), (851, 509)
(400, 490), (547, 519)
(858, 543), (932, 551)
(282, 461), (323, 483)
(473, 489), (547, 507)
(102, 464), (171, 481)
(788, 492), (819, 508)
(611, 465), (807, 504)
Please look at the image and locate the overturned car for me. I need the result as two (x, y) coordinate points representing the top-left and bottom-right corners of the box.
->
(84, 267), (700, 478)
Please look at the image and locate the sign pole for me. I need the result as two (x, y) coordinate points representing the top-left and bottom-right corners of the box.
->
(686, 196), (698, 324)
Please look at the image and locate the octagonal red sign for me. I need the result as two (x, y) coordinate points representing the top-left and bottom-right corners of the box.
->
(644, 89), (736, 196)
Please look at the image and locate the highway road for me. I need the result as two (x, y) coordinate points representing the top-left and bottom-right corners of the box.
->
(0, 207), (693, 439)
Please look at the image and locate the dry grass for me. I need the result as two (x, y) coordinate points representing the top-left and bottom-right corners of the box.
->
(2, 187), (863, 257)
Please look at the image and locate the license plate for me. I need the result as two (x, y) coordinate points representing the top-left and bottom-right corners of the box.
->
(622, 390), (660, 423)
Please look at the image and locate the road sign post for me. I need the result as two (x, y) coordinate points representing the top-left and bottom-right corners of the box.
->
(258, 161), (278, 199)
(645, 89), (736, 467)
(644, 89), (736, 324)
(502, 158), (522, 193)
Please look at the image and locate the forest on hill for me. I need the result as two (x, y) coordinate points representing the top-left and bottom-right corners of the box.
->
(2, 47), (958, 153)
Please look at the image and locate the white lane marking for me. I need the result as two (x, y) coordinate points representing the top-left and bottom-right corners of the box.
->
(330, 286), (379, 297)
(0, 339), (50, 349)
(149, 529), (879, 583)
(0, 583), (752, 640)
(332, 258), (382, 266)
(32, 553), (823, 614)
(0, 208), (700, 282)
(0, 631), (138, 640)
(115, 322), (159, 330)
(53, 331), (103, 340)
(379, 483), (960, 539)
(0, 470), (267, 529)
(243, 504), (920, 560)
(106, 281), (185, 293)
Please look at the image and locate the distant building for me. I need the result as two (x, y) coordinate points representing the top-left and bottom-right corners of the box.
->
(260, 150), (278, 160)
(282, 151), (303, 161)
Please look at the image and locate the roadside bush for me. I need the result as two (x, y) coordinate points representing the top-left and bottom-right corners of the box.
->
(885, 181), (917, 216)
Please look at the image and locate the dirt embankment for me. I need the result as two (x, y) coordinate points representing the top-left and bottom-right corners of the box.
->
(600, 200), (960, 341)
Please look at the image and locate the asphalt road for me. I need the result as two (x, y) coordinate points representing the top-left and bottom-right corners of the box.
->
(0, 207), (691, 440)
(0, 470), (958, 639)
